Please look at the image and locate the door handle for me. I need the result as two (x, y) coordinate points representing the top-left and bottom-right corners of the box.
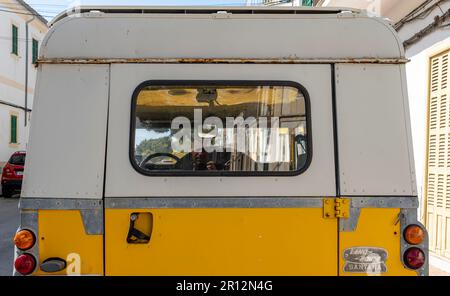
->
(126, 213), (152, 244)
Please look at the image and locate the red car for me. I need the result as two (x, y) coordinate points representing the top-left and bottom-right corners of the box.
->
(1, 151), (26, 198)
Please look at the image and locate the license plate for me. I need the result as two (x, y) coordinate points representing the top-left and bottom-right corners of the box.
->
(16, 171), (23, 176)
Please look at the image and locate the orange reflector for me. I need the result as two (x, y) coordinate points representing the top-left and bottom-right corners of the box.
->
(14, 229), (36, 250)
(404, 225), (425, 245)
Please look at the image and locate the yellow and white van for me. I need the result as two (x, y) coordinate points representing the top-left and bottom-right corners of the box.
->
(13, 6), (428, 276)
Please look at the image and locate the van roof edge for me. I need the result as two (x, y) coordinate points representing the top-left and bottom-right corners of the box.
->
(50, 5), (362, 26)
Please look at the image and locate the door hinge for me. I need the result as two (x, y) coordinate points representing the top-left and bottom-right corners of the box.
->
(323, 198), (350, 219)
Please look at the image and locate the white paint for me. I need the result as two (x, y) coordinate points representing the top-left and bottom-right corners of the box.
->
(41, 11), (404, 60)
(22, 65), (109, 199)
(321, 0), (450, 263)
(320, 0), (450, 208)
(25, 9), (416, 199)
(106, 64), (336, 197)
(0, 2), (47, 166)
(399, 2), (450, 220)
(336, 64), (416, 196)
(320, 0), (424, 23)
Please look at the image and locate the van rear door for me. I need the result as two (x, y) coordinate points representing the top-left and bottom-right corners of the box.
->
(104, 64), (338, 275)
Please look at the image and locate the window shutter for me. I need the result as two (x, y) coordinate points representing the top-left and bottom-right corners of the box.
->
(425, 50), (450, 259)
(10, 115), (17, 144)
(12, 25), (18, 55)
(32, 39), (39, 64)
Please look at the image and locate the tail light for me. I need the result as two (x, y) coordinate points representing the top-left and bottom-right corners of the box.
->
(14, 254), (36, 275)
(404, 224), (425, 245)
(404, 247), (426, 270)
(3, 167), (13, 177)
(14, 229), (36, 250)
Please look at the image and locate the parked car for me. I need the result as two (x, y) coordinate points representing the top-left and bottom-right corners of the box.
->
(1, 151), (26, 198)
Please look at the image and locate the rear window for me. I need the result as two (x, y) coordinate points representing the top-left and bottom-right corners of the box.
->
(9, 154), (25, 166)
(131, 81), (311, 176)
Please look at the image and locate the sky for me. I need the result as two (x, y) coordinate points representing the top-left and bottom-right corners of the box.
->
(23, 0), (249, 21)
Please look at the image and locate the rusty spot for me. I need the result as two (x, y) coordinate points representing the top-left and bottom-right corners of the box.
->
(37, 57), (410, 65)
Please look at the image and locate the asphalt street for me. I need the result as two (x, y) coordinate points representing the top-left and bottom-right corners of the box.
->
(0, 197), (19, 276)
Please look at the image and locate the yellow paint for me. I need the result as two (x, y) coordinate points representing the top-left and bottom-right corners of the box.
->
(339, 208), (417, 276)
(324, 198), (350, 219)
(32, 207), (420, 276)
(36, 210), (103, 276)
(105, 208), (338, 276)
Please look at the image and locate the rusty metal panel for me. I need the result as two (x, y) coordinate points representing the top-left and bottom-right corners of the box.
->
(37, 57), (409, 65)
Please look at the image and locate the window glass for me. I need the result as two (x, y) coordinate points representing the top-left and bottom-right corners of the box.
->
(10, 154), (25, 166)
(132, 82), (309, 175)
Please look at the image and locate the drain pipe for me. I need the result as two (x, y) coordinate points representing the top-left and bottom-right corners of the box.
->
(24, 15), (35, 127)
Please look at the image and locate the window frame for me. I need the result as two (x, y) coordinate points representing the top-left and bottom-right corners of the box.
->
(32, 38), (39, 64)
(129, 80), (312, 177)
(11, 24), (18, 55)
(10, 114), (18, 144)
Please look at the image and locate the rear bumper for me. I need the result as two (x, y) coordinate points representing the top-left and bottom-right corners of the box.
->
(16, 196), (428, 276)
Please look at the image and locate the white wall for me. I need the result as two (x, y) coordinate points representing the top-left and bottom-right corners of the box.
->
(399, 2), (450, 220)
(0, 4), (47, 166)
(0, 106), (29, 157)
(320, 0), (424, 23)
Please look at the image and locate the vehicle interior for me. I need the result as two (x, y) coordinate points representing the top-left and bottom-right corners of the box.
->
(133, 84), (308, 173)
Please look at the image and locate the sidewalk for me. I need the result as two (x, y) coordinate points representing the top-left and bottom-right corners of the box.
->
(430, 265), (450, 276)
(429, 255), (450, 276)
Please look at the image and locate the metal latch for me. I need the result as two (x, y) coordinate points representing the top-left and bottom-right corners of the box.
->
(324, 198), (350, 219)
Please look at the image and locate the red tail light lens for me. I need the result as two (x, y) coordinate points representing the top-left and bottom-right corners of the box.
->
(404, 247), (425, 270)
(3, 167), (13, 177)
(15, 254), (36, 275)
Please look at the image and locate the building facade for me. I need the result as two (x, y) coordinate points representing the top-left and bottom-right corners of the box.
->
(246, 0), (317, 6)
(318, 0), (450, 271)
(0, 0), (47, 169)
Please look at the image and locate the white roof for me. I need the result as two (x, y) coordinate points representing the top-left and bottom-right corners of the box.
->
(41, 6), (404, 61)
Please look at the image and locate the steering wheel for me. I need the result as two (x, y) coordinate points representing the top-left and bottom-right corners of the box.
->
(140, 153), (181, 170)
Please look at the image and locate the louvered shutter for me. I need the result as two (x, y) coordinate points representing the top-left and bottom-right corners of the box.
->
(426, 50), (450, 259)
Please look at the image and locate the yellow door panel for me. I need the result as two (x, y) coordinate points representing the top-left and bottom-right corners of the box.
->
(105, 208), (338, 276)
(37, 210), (103, 276)
(339, 208), (416, 276)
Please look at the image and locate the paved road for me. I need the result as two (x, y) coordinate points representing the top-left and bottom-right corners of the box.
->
(0, 197), (19, 276)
